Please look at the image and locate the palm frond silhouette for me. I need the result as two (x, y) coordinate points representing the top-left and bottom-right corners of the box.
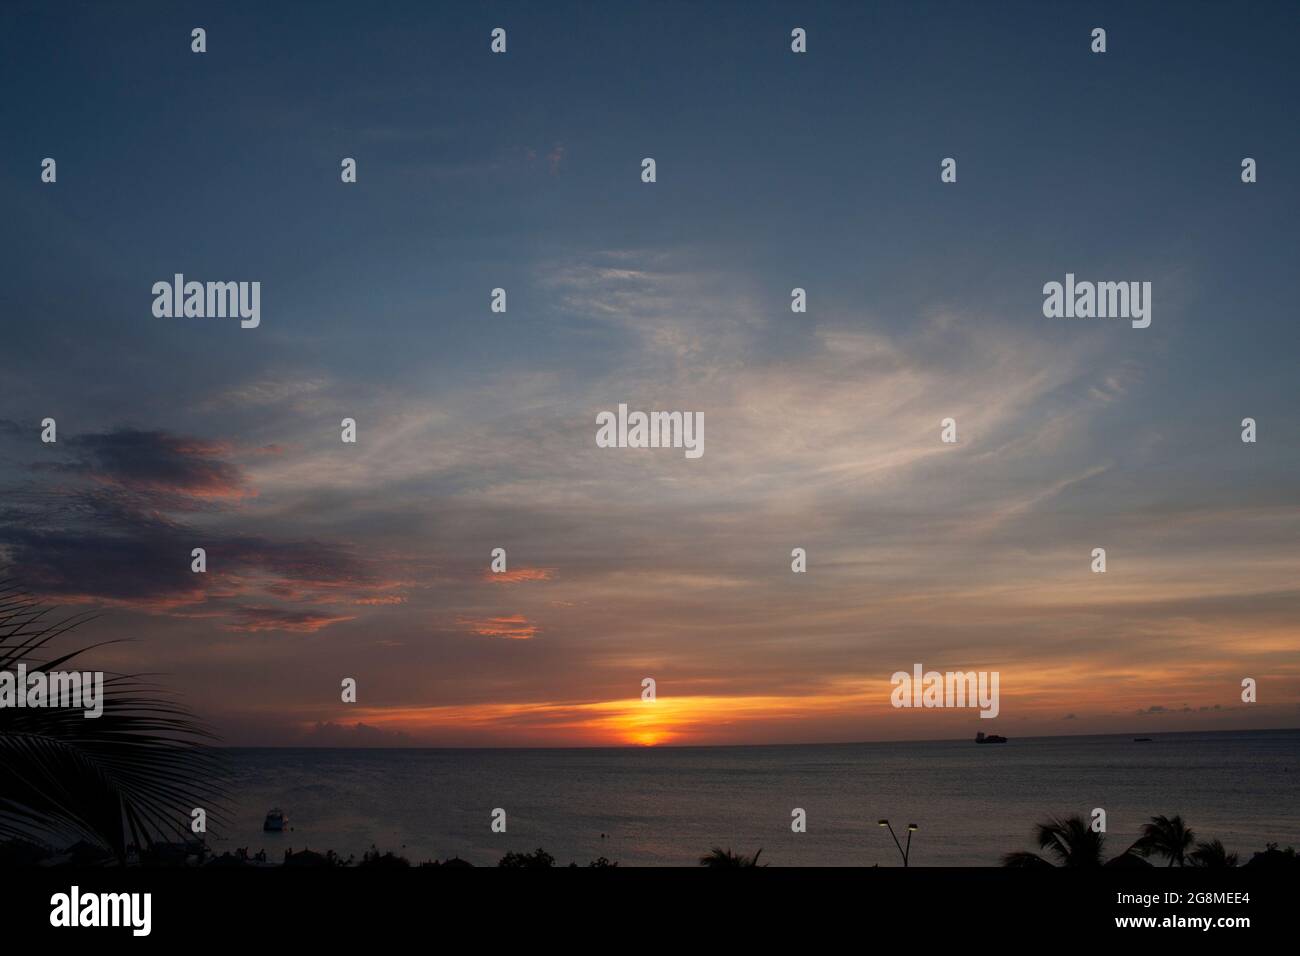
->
(1001, 814), (1105, 867)
(1135, 814), (1195, 866)
(0, 581), (224, 862)
(1188, 838), (1238, 868)
(698, 846), (765, 867)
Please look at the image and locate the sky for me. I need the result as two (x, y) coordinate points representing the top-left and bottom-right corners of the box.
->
(1, 0), (1297, 747)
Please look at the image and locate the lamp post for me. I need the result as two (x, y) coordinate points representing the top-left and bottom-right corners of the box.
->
(878, 819), (918, 867)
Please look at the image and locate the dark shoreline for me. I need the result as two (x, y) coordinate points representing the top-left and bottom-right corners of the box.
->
(6, 839), (1296, 871)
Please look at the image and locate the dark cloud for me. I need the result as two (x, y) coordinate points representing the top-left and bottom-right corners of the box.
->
(0, 491), (204, 607)
(46, 428), (250, 500)
(0, 429), (400, 621)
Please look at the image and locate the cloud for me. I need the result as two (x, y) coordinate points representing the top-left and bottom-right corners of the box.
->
(458, 614), (539, 640)
(2, 249), (1296, 746)
(201, 376), (329, 411)
(483, 567), (555, 584)
(0, 428), (405, 624)
(46, 428), (252, 501)
(224, 606), (357, 633)
(0, 495), (391, 612)
(0, 494), (209, 608)
(538, 249), (765, 369)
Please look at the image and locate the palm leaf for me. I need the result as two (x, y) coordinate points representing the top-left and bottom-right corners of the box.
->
(0, 581), (226, 861)
(1005, 813), (1105, 867)
(1135, 814), (1195, 866)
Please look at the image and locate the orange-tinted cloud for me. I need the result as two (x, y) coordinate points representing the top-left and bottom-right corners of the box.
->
(483, 567), (554, 583)
(458, 614), (538, 640)
(224, 606), (357, 633)
(63, 429), (253, 500)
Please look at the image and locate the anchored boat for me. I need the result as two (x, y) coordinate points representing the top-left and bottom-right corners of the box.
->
(263, 808), (288, 832)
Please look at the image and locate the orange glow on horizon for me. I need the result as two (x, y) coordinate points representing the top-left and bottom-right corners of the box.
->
(292, 661), (1296, 747)
(322, 684), (903, 747)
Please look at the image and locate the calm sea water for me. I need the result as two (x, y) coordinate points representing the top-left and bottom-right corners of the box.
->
(209, 729), (1299, 867)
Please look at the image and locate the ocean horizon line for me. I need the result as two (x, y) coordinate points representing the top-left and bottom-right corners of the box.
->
(220, 725), (1299, 752)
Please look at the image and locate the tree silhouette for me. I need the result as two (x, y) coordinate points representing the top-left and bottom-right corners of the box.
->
(1188, 838), (1238, 868)
(699, 846), (765, 867)
(1135, 814), (1195, 866)
(0, 583), (223, 862)
(1002, 814), (1106, 867)
(498, 847), (556, 868)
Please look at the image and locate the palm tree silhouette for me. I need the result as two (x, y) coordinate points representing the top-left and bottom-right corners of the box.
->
(1188, 838), (1238, 868)
(1135, 814), (1195, 866)
(0, 583), (223, 862)
(1002, 814), (1106, 867)
(698, 846), (766, 867)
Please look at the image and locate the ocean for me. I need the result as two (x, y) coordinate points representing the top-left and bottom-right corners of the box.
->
(209, 729), (1299, 867)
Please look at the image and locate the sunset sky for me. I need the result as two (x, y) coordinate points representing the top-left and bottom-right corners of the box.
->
(2, 1), (1297, 746)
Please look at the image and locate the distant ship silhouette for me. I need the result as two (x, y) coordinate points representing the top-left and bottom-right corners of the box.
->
(974, 731), (1007, 744)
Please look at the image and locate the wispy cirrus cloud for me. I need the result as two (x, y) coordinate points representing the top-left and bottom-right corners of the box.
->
(1, 245), (1296, 744)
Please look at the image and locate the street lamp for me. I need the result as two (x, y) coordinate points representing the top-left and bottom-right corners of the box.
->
(878, 819), (919, 867)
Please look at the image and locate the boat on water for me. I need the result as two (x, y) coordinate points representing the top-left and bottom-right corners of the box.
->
(1133, 737), (1153, 742)
(263, 808), (288, 832)
(974, 731), (1007, 744)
